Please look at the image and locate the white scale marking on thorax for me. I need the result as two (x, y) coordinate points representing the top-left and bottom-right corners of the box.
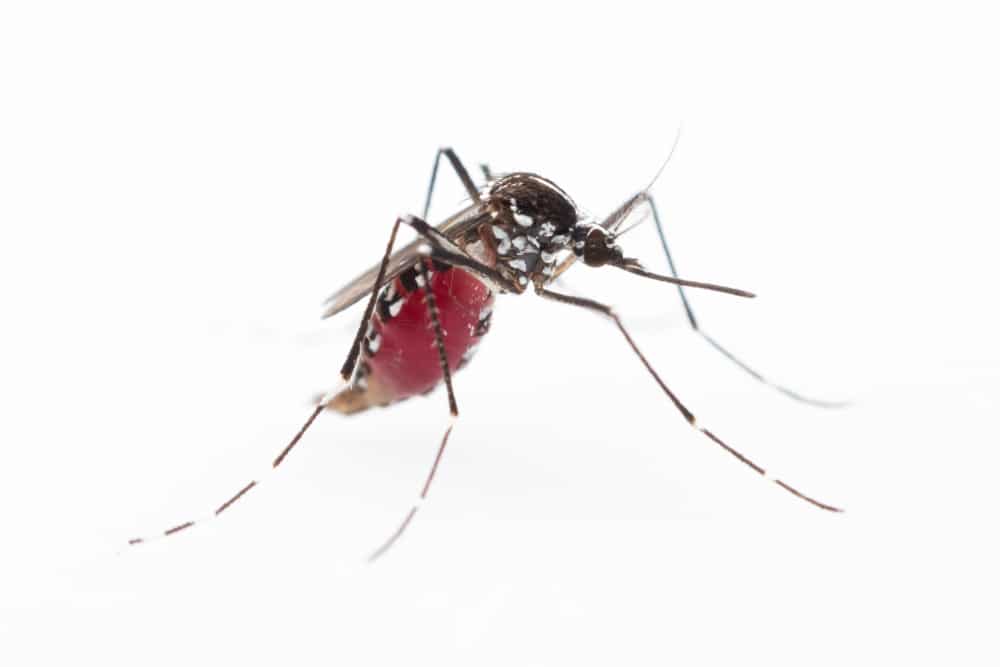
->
(513, 212), (533, 228)
(492, 225), (511, 255)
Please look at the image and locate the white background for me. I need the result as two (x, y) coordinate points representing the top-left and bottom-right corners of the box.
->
(2, 1), (998, 664)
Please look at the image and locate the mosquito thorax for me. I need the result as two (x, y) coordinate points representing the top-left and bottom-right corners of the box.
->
(482, 173), (578, 288)
(572, 222), (624, 267)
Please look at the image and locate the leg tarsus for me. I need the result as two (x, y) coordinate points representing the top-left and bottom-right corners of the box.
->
(367, 257), (461, 563)
(605, 191), (845, 408)
(126, 403), (329, 548)
(535, 284), (843, 513)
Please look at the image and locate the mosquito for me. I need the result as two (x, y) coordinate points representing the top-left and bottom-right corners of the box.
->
(128, 146), (843, 561)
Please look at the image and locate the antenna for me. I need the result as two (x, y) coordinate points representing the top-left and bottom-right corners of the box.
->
(644, 123), (683, 193)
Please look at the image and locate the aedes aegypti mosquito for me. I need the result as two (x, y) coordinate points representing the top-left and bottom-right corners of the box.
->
(128, 145), (844, 561)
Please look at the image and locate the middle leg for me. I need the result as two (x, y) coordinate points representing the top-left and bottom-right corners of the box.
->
(368, 252), (461, 562)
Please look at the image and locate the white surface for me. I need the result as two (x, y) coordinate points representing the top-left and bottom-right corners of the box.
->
(1, 1), (998, 665)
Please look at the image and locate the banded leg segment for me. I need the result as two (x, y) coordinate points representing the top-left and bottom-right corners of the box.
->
(129, 214), (486, 550)
(368, 255), (460, 562)
(127, 402), (329, 546)
(604, 191), (845, 408)
(340, 216), (408, 381)
(535, 284), (843, 513)
(341, 212), (507, 561)
(339, 209), (509, 385)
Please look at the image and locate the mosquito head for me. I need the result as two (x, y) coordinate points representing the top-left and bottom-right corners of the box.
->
(572, 221), (758, 301)
(572, 223), (624, 267)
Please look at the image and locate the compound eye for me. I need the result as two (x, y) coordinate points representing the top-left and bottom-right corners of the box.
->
(580, 227), (620, 267)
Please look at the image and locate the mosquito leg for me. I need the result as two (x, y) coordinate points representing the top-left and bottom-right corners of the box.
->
(126, 400), (331, 546)
(341, 212), (519, 387)
(535, 284), (843, 513)
(130, 217), (430, 548)
(334, 206), (474, 375)
(368, 254), (460, 562)
(399, 216), (524, 293)
(128, 211), (486, 549)
(422, 147), (481, 220)
(600, 191), (846, 408)
(339, 216), (410, 381)
(130, 215), (437, 546)
(479, 163), (494, 181)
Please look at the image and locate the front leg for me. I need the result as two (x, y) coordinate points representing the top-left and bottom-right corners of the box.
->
(534, 284), (843, 513)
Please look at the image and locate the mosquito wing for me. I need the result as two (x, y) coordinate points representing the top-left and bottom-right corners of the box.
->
(321, 204), (487, 319)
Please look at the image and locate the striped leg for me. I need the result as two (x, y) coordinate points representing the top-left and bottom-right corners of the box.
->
(126, 402), (329, 546)
(340, 216), (407, 382)
(601, 191), (846, 408)
(340, 212), (519, 385)
(535, 285), (843, 513)
(128, 215), (465, 549)
(368, 252), (460, 562)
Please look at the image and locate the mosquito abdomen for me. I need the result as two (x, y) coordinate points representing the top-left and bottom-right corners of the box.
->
(328, 262), (493, 414)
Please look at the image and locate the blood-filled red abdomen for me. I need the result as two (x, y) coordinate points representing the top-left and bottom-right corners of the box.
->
(329, 263), (493, 414)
